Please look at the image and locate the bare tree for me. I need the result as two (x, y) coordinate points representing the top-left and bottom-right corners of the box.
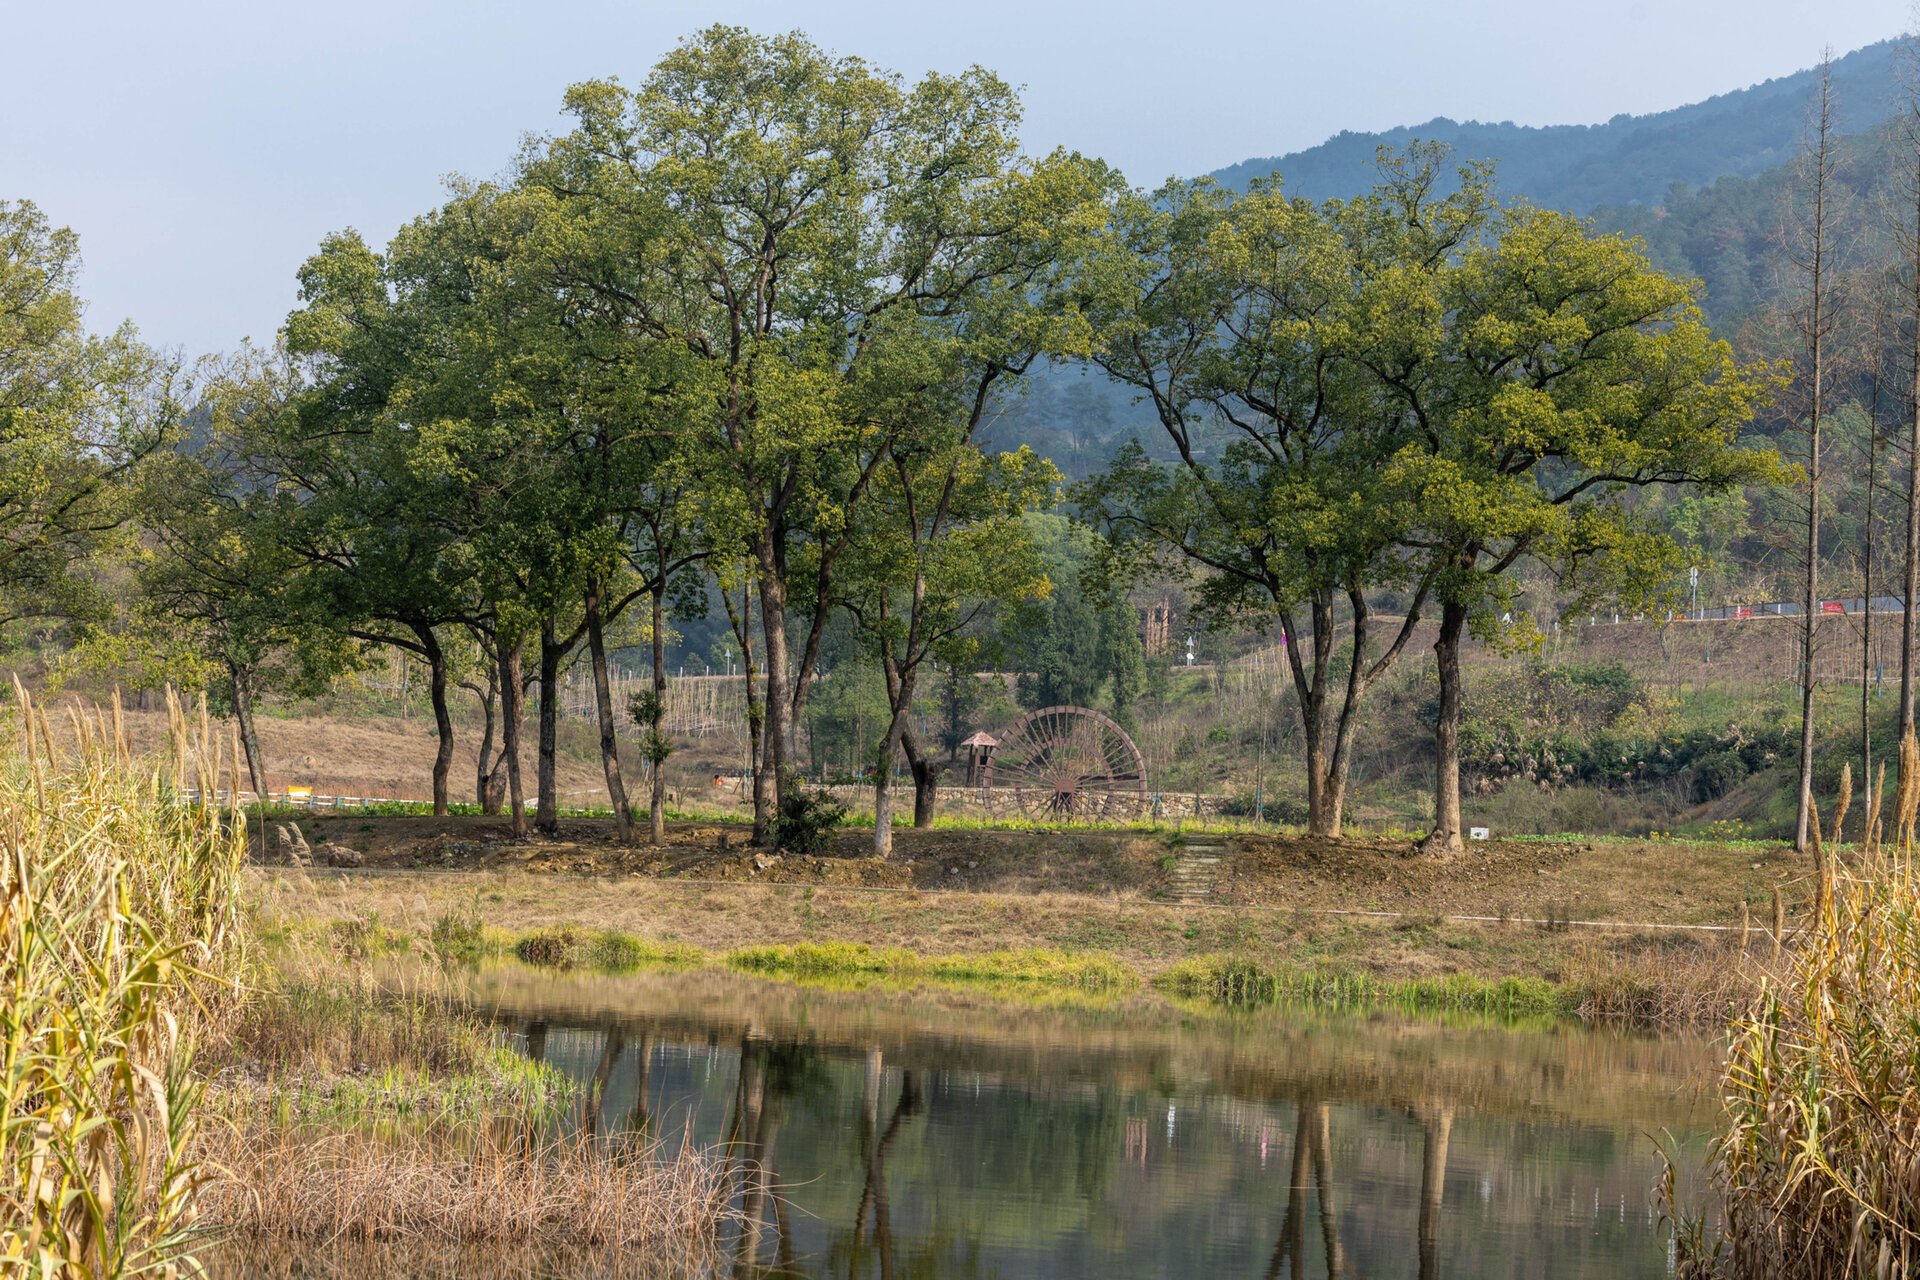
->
(1791, 52), (1844, 853)
(1898, 35), (1920, 760)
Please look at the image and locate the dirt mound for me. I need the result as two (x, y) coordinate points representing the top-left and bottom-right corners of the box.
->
(1221, 834), (1586, 915)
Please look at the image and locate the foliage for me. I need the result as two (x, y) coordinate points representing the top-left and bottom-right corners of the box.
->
(0, 199), (177, 635)
(769, 788), (849, 855)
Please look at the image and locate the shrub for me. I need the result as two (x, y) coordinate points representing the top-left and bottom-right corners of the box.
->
(770, 788), (847, 854)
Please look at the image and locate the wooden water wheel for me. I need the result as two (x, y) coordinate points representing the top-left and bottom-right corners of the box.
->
(978, 705), (1149, 821)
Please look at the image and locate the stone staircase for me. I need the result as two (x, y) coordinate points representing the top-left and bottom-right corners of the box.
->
(1162, 843), (1225, 902)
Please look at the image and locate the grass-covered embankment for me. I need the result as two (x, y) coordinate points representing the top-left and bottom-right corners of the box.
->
(255, 865), (1776, 1024)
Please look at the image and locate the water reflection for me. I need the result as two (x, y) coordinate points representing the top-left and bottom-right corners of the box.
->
(472, 967), (1715, 1279)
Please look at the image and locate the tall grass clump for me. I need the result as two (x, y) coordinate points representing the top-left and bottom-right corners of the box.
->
(1677, 840), (1920, 1277)
(1, 688), (246, 1276)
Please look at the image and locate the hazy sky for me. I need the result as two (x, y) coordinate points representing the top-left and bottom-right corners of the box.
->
(4, 0), (1907, 356)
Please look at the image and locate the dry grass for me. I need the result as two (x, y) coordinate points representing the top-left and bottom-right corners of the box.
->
(204, 954), (490, 1080)
(1564, 934), (1780, 1024)
(195, 1117), (739, 1249)
(193, 947), (740, 1253)
(1674, 756), (1920, 1277)
(1, 687), (246, 1277)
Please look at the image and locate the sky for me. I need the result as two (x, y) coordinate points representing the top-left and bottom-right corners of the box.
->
(3, 0), (1908, 356)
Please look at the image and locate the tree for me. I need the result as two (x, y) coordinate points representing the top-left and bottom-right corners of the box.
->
(841, 435), (1055, 855)
(1896, 38), (1920, 767)
(1786, 55), (1844, 852)
(274, 220), (499, 819)
(544, 27), (1113, 841)
(131, 349), (350, 795)
(1077, 157), (1473, 838)
(1384, 186), (1783, 853)
(0, 199), (176, 630)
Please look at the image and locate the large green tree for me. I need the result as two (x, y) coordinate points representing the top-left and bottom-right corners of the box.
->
(1380, 185), (1784, 852)
(543, 26), (1113, 841)
(1076, 155), (1473, 837)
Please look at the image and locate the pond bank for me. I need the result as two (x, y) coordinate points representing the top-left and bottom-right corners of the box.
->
(251, 864), (1781, 1023)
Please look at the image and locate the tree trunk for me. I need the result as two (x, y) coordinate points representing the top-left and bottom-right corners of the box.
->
(903, 729), (938, 827)
(872, 710), (912, 858)
(649, 581), (669, 846)
(1906, 370), (1920, 752)
(416, 626), (454, 817)
(537, 615), (562, 836)
(584, 578), (634, 842)
(499, 639), (527, 838)
(723, 577), (769, 842)
(471, 672), (498, 812)
(756, 541), (794, 825)
(1422, 600), (1468, 855)
(227, 659), (267, 800)
(1794, 57), (1835, 855)
(1904, 61), (1920, 759)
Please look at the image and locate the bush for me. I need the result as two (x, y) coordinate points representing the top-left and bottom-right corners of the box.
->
(771, 788), (847, 854)
(1217, 793), (1311, 824)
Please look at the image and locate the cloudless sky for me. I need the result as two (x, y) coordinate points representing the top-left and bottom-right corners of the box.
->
(3, 0), (1906, 355)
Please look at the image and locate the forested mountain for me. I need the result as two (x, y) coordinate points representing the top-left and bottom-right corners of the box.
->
(999, 38), (1910, 477)
(1207, 39), (1906, 211)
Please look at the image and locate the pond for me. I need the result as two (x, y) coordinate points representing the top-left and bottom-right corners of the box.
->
(221, 966), (1720, 1278)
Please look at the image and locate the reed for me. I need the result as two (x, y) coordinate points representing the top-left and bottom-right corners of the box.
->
(1676, 748), (1920, 1277)
(1, 687), (246, 1277)
(194, 1117), (738, 1249)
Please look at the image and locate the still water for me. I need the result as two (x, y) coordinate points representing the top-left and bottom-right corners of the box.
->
(225, 966), (1721, 1278)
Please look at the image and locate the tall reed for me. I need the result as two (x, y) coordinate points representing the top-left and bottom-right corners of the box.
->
(1677, 748), (1920, 1278)
(1, 687), (245, 1277)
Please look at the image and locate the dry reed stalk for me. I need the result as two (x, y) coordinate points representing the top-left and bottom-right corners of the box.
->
(1830, 763), (1852, 846)
(1, 683), (247, 1277)
(1676, 847), (1920, 1277)
(1865, 762), (1886, 855)
(1897, 734), (1920, 852)
(195, 1117), (742, 1250)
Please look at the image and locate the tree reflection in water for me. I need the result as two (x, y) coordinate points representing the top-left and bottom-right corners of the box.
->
(467, 967), (1713, 1280)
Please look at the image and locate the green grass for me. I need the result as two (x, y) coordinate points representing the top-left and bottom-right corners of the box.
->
(514, 925), (704, 972)
(243, 1047), (576, 1133)
(723, 940), (1137, 990)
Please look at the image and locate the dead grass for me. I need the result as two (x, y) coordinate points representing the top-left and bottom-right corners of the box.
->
(195, 1118), (739, 1249)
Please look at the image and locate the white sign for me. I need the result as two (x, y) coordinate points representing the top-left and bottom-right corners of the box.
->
(1469, 826), (1489, 841)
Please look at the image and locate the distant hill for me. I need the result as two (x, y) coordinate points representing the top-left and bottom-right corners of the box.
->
(1001, 40), (1911, 475)
(1208, 39), (1908, 212)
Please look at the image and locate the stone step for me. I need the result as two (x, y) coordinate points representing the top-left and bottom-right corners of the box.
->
(1162, 847), (1225, 902)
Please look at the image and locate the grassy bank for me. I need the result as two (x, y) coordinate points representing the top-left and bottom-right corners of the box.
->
(251, 865), (1777, 1024)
